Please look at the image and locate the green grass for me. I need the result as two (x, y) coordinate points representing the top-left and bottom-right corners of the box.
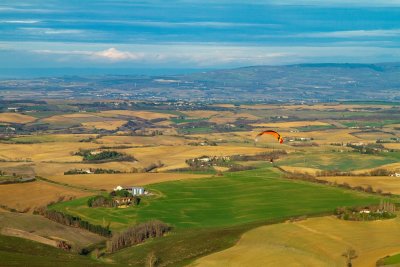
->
(278, 151), (397, 171)
(297, 124), (336, 132)
(342, 120), (400, 128)
(0, 234), (116, 267)
(381, 253), (400, 265)
(178, 126), (214, 134)
(171, 117), (208, 124)
(52, 167), (379, 231)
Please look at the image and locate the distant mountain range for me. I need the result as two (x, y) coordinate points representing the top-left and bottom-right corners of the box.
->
(1, 63), (400, 102)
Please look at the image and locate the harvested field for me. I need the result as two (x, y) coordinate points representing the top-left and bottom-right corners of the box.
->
(119, 145), (272, 170)
(0, 212), (104, 248)
(96, 135), (186, 146)
(0, 142), (97, 162)
(0, 113), (36, 124)
(383, 143), (400, 150)
(81, 120), (127, 130)
(0, 181), (90, 211)
(251, 121), (330, 128)
(45, 172), (211, 190)
(192, 216), (400, 267)
(100, 110), (175, 119)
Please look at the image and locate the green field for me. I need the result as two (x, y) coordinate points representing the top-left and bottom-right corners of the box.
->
(0, 234), (115, 267)
(52, 168), (380, 231)
(381, 253), (400, 266)
(278, 150), (397, 171)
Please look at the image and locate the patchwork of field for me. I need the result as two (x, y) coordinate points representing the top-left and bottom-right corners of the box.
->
(96, 135), (186, 146)
(45, 172), (210, 191)
(100, 110), (175, 119)
(0, 181), (90, 211)
(251, 121), (330, 128)
(9, 134), (96, 143)
(0, 113), (37, 123)
(192, 216), (400, 267)
(118, 145), (271, 170)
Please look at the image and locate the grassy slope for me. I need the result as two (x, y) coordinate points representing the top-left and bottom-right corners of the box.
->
(0, 234), (116, 267)
(51, 167), (381, 266)
(52, 168), (378, 230)
(278, 151), (397, 171)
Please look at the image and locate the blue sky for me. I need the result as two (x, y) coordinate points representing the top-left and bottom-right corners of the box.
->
(1, 0), (400, 71)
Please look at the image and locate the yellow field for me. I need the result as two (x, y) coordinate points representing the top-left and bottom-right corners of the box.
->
(119, 145), (271, 170)
(0, 181), (90, 210)
(193, 216), (400, 267)
(31, 162), (136, 177)
(350, 131), (395, 141)
(40, 113), (107, 125)
(382, 143), (400, 150)
(181, 110), (221, 118)
(0, 142), (97, 162)
(81, 120), (127, 130)
(279, 165), (321, 175)
(100, 110), (175, 119)
(319, 176), (400, 195)
(44, 172), (211, 190)
(251, 121), (330, 128)
(0, 113), (37, 124)
(96, 135), (186, 146)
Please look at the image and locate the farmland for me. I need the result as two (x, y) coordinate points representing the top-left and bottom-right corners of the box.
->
(193, 216), (400, 267)
(1, 100), (400, 266)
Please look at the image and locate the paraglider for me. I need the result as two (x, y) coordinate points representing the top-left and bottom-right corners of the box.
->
(255, 130), (284, 144)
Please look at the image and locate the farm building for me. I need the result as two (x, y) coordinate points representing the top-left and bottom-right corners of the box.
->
(130, 186), (145, 196)
(114, 185), (146, 196)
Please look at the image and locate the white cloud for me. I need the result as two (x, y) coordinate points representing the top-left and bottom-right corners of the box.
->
(92, 48), (141, 61)
(0, 20), (40, 24)
(20, 27), (84, 35)
(300, 29), (400, 38)
(33, 47), (142, 62)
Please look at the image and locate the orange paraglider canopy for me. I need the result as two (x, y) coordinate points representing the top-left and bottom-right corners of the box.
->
(255, 130), (284, 144)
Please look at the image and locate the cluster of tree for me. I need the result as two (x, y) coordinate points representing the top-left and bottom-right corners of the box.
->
(346, 143), (385, 154)
(87, 195), (117, 208)
(334, 201), (396, 221)
(34, 208), (111, 237)
(187, 140), (218, 146)
(64, 168), (122, 175)
(186, 156), (233, 168)
(107, 220), (170, 253)
(75, 149), (136, 163)
(88, 191), (141, 208)
(130, 162), (164, 174)
(376, 137), (400, 143)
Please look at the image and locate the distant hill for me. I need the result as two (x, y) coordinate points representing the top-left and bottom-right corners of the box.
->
(1, 63), (400, 102)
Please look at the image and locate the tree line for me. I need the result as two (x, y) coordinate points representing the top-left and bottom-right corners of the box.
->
(34, 208), (111, 237)
(107, 220), (170, 253)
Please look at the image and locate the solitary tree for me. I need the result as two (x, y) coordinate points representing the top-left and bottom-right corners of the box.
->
(342, 248), (357, 267)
